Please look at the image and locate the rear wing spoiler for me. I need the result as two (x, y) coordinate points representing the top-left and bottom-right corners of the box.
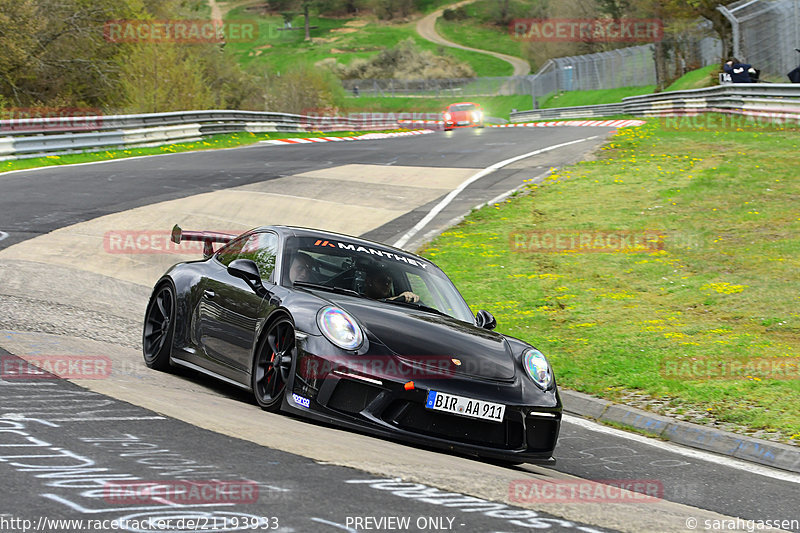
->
(170, 224), (237, 259)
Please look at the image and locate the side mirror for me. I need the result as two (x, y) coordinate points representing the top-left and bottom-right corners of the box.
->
(475, 309), (497, 330)
(228, 259), (266, 296)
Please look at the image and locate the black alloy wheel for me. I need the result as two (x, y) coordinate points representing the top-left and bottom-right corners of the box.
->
(142, 283), (176, 370)
(253, 317), (296, 411)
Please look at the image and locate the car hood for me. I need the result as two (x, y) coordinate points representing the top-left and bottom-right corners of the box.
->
(448, 110), (472, 119)
(328, 295), (517, 381)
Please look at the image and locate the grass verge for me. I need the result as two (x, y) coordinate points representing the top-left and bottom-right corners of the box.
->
(435, 16), (525, 62)
(0, 130), (401, 174)
(419, 116), (800, 443)
(534, 66), (722, 110)
(540, 86), (656, 108)
(665, 65), (718, 91)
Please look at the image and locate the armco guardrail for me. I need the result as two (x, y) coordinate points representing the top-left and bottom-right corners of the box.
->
(510, 84), (800, 122)
(0, 110), (441, 161)
(511, 103), (625, 121)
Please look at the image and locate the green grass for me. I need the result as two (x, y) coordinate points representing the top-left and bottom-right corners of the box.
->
(0, 130), (400, 174)
(540, 86), (656, 108)
(343, 94), (533, 120)
(224, 6), (511, 77)
(419, 117), (800, 443)
(435, 17), (525, 64)
(665, 64), (719, 91)
(417, 0), (477, 15)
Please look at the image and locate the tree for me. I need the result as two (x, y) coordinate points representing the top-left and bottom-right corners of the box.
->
(638, 0), (738, 90)
(303, 0), (312, 41)
(595, 0), (632, 20)
(685, 0), (738, 60)
(661, 0), (739, 60)
(118, 43), (214, 112)
(499, 0), (510, 25)
(0, 0), (142, 107)
(0, 0), (44, 104)
(263, 64), (345, 114)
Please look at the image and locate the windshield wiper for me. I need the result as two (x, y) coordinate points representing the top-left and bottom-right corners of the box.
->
(380, 298), (449, 317)
(293, 281), (362, 298)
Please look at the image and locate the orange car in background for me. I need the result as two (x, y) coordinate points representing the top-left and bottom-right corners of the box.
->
(443, 102), (484, 130)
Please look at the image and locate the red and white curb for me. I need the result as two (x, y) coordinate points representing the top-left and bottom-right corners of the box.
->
(398, 119), (445, 125)
(491, 119), (646, 128)
(259, 129), (434, 145)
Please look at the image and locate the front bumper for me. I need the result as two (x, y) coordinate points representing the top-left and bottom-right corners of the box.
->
(286, 339), (561, 463)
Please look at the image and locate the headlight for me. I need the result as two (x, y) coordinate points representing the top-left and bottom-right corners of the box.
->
(317, 306), (363, 351)
(522, 348), (553, 390)
(444, 112), (452, 121)
(471, 111), (482, 122)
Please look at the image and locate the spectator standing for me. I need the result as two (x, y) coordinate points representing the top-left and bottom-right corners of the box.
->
(724, 59), (757, 83)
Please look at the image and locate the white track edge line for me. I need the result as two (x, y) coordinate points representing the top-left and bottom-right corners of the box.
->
(563, 414), (800, 484)
(392, 136), (598, 248)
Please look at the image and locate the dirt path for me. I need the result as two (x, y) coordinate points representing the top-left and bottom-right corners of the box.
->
(208, 0), (223, 21)
(209, 0), (259, 21)
(415, 0), (530, 76)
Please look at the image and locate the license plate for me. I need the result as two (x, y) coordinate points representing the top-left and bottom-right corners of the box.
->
(425, 391), (505, 423)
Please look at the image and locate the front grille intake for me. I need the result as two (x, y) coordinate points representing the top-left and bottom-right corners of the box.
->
(384, 400), (524, 449)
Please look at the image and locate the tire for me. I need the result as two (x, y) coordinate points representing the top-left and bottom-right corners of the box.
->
(252, 316), (296, 412)
(142, 282), (176, 371)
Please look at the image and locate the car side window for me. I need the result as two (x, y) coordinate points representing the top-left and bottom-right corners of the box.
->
(216, 232), (279, 281)
(215, 236), (250, 267)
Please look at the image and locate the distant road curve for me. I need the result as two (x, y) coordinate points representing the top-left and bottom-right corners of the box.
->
(416, 0), (530, 76)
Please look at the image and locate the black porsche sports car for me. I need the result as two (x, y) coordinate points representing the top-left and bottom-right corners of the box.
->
(143, 225), (561, 463)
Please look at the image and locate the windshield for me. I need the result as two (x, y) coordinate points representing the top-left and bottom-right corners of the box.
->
(448, 104), (477, 112)
(282, 236), (475, 323)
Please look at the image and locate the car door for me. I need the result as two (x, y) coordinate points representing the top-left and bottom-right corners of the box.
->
(198, 231), (279, 375)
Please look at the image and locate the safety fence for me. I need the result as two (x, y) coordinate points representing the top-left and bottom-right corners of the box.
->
(721, 0), (800, 80)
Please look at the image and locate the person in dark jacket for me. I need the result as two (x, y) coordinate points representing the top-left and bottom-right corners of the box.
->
(724, 59), (757, 83)
(789, 49), (800, 82)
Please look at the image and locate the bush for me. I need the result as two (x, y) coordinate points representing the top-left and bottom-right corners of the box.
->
(324, 38), (475, 79)
(118, 44), (215, 113)
(263, 64), (346, 114)
(370, 0), (414, 20)
(442, 7), (468, 20)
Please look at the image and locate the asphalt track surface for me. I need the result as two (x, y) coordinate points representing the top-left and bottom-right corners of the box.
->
(0, 126), (797, 533)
